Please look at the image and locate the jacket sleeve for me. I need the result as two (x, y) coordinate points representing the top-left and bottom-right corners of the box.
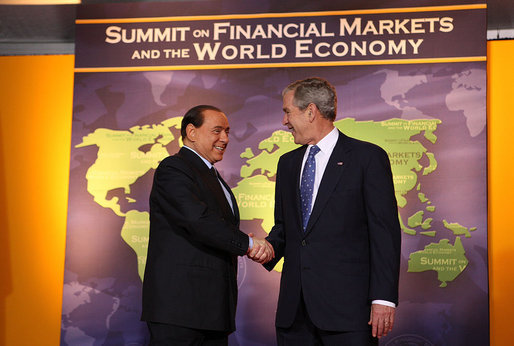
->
(363, 145), (402, 305)
(151, 156), (249, 256)
(264, 156), (286, 271)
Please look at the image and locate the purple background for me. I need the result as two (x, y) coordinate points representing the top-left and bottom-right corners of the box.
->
(62, 63), (488, 345)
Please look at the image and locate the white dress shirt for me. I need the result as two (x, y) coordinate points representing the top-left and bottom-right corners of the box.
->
(299, 127), (339, 213)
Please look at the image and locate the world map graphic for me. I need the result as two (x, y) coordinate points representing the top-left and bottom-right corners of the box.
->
(61, 65), (488, 345)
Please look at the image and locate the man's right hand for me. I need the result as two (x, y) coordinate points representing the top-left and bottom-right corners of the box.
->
(247, 233), (275, 264)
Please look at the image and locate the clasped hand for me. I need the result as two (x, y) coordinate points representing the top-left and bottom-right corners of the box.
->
(247, 233), (275, 264)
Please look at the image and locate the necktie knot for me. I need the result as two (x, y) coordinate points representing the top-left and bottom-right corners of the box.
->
(210, 166), (218, 178)
(308, 145), (320, 157)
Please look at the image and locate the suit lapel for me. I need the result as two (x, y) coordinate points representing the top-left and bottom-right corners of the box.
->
(304, 132), (352, 234)
(178, 147), (235, 222)
(292, 146), (308, 233)
(218, 174), (240, 224)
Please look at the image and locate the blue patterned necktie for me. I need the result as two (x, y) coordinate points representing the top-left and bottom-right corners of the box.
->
(300, 145), (320, 230)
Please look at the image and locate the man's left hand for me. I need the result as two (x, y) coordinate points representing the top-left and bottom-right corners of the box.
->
(368, 303), (395, 339)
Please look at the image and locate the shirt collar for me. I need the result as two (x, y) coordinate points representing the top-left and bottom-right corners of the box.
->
(308, 127), (339, 155)
(183, 145), (213, 169)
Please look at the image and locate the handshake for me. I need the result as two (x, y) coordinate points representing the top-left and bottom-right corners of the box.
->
(247, 233), (275, 264)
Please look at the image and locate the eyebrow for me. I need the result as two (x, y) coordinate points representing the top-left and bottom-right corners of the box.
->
(212, 125), (229, 131)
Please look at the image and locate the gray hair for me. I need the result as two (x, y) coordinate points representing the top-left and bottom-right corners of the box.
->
(282, 77), (337, 121)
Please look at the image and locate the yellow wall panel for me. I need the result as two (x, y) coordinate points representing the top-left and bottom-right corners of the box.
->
(0, 55), (74, 346)
(487, 40), (514, 346)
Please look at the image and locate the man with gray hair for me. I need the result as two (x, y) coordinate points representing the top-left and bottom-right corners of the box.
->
(264, 77), (401, 345)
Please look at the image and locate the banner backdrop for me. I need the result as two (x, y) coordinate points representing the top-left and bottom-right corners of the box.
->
(62, 1), (487, 345)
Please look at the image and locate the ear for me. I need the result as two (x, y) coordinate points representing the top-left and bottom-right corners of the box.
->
(185, 123), (196, 142)
(307, 103), (316, 122)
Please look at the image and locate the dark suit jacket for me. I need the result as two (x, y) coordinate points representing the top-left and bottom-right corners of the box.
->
(142, 147), (249, 332)
(265, 131), (401, 332)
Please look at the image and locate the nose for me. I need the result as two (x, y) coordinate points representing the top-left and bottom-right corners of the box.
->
(220, 130), (229, 143)
(282, 113), (288, 126)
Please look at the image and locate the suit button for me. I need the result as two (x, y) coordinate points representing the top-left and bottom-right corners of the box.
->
(301, 240), (306, 246)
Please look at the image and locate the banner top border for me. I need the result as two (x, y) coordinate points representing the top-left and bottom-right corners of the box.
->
(74, 56), (487, 73)
(76, 4), (487, 24)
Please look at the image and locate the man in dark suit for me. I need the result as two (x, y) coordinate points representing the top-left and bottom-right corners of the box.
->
(264, 78), (401, 345)
(142, 105), (274, 345)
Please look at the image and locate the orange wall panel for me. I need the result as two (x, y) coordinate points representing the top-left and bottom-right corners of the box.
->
(0, 55), (74, 346)
(487, 40), (514, 346)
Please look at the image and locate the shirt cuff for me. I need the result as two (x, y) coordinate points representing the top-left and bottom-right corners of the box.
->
(248, 236), (253, 250)
(372, 300), (396, 308)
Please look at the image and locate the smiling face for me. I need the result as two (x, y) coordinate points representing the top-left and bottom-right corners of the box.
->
(187, 109), (230, 164)
(282, 90), (313, 145)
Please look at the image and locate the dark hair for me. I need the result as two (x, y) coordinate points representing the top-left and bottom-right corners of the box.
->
(283, 77), (337, 121)
(181, 105), (222, 140)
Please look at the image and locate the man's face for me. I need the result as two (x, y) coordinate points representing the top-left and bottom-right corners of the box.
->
(282, 90), (311, 145)
(190, 109), (230, 164)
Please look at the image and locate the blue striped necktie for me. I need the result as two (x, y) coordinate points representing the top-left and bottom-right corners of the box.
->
(300, 145), (320, 230)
